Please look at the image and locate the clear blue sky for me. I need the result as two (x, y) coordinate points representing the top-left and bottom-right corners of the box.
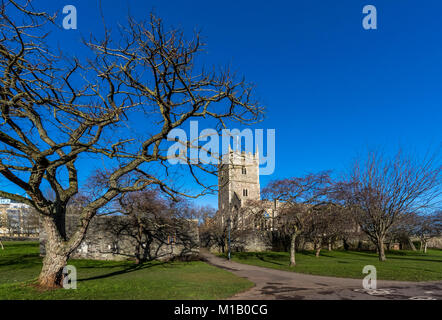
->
(5, 0), (442, 208)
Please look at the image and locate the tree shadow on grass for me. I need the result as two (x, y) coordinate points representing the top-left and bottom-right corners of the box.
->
(0, 254), (41, 268)
(255, 254), (285, 266)
(334, 250), (442, 264)
(386, 256), (442, 264)
(77, 260), (179, 282)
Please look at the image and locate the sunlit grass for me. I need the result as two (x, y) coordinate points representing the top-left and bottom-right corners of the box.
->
(219, 248), (442, 282)
(0, 241), (252, 299)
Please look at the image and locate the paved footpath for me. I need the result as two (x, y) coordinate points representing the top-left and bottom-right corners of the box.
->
(199, 249), (442, 300)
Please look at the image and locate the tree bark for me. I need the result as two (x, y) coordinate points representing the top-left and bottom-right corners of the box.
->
(407, 237), (417, 251)
(134, 242), (141, 265)
(37, 211), (91, 289)
(38, 245), (68, 288)
(289, 233), (296, 266)
(134, 221), (144, 264)
(377, 236), (386, 261)
(38, 216), (68, 288)
(343, 239), (349, 251)
(315, 246), (321, 257)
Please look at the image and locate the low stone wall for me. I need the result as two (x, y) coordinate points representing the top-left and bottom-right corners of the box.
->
(241, 231), (273, 252)
(0, 236), (38, 241)
(207, 230), (272, 253)
(40, 215), (200, 261)
(428, 237), (442, 249)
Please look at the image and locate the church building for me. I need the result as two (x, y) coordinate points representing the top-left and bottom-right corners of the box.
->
(217, 148), (281, 233)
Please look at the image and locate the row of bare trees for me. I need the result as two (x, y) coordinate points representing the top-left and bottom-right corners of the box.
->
(258, 149), (441, 265)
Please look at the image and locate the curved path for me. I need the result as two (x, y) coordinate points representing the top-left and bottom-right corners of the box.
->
(199, 249), (442, 300)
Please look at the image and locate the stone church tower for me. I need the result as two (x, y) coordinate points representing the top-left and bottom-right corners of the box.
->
(218, 148), (260, 220)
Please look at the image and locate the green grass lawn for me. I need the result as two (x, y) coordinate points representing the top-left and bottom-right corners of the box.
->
(219, 249), (442, 282)
(0, 241), (253, 299)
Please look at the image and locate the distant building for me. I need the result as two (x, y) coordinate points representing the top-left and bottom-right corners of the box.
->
(218, 147), (260, 225)
(214, 148), (285, 251)
(217, 147), (284, 227)
(0, 198), (39, 237)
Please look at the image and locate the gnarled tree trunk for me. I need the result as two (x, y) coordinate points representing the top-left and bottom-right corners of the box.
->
(38, 246), (68, 288)
(38, 212), (91, 288)
(38, 215), (68, 288)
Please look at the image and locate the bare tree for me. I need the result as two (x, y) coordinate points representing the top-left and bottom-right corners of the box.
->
(0, 1), (263, 288)
(200, 210), (249, 253)
(117, 190), (168, 264)
(414, 211), (442, 253)
(117, 191), (201, 263)
(384, 212), (418, 251)
(263, 172), (331, 266)
(199, 212), (227, 253)
(306, 202), (350, 257)
(336, 150), (441, 261)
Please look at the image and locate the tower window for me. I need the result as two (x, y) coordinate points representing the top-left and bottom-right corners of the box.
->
(243, 189), (248, 197)
(242, 167), (247, 174)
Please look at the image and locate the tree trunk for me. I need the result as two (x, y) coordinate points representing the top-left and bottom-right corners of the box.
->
(407, 237), (417, 251)
(289, 233), (296, 266)
(327, 241), (332, 251)
(37, 205), (93, 289)
(38, 212), (83, 289)
(424, 242), (428, 254)
(134, 242), (141, 264)
(134, 222), (144, 264)
(343, 239), (349, 251)
(38, 214), (70, 288)
(315, 246), (321, 257)
(38, 245), (68, 288)
(377, 236), (386, 261)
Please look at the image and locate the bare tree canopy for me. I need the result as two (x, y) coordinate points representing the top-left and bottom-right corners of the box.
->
(262, 172), (331, 266)
(0, 0), (263, 287)
(335, 149), (441, 261)
(413, 211), (442, 253)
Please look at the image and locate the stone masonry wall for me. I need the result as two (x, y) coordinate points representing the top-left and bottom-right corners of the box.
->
(40, 215), (200, 261)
